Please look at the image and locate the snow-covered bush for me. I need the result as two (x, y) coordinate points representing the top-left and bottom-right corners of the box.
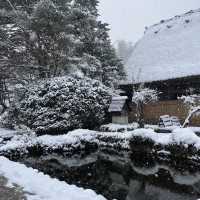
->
(5, 76), (112, 134)
(132, 88), (158, 105)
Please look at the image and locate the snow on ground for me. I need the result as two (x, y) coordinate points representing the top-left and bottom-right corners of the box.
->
(100, 123), (139, 132)
(190, 127), (200, 133)
(0, 156), (106, 200)
(172, 128), (200, 148)
(0, 128), (18, 139)
(100, 123), (162, 132)
(125, 9), (200, 83)
(101, 123), (200, 133)
(133, 129), (171, 145)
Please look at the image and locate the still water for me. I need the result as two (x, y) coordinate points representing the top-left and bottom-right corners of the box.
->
(19, 150), (200, 200)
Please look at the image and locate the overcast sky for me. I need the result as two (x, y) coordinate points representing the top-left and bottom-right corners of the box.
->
(98, 0), (200, 44)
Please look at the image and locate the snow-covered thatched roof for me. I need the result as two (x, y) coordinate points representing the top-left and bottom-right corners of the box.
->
(125, 9), (200, 84)
(108, 96), (128, 112)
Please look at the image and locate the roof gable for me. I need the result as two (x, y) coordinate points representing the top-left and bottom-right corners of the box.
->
(125, 9), (200, 84)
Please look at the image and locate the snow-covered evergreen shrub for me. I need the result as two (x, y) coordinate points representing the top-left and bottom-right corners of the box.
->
(5, 76), (112, 134)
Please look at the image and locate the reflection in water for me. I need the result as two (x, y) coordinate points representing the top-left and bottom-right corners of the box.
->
(19, 151), (200, 200)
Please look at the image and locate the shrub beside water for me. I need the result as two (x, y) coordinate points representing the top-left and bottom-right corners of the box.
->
(4, 76), (112, 134)
(129, 134), (200, 168)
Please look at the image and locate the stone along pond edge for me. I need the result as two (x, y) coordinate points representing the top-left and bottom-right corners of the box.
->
(1, 128), (200, 169)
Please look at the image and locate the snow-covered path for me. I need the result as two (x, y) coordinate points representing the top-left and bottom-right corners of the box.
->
(0, 157), (106, 200)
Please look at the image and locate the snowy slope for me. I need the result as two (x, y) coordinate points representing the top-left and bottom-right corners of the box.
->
(0, 157), (106, 200)
(126, 9), (200, 83)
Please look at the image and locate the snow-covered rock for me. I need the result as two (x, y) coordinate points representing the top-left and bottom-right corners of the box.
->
(0, 156), (106, 200)
(125, 9), (200, 83)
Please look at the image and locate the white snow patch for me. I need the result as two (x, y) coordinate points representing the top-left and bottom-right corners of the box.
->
(171, 128), (200, 148)
(133, 128), (200, 148)
(134, 129), (171, 145)
(100, 123), (139, 132)
(0, 156), (106, 200)
(0, 128), (18, 139)
(190, 127), (200, 133)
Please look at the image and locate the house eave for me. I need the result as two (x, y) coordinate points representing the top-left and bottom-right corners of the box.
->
(119, 74), (200, 87)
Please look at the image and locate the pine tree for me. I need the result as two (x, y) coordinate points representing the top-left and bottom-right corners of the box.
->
(116, 40), (135, 65)
(0, 5), (17, 111)
(95, 21), (126, 87)
(71, 0), (126, 87)
(72, 0), (99, 16)
(28, 0), (77, 78)
(0, 0), (125, 87)
(0, 0), (78, 79)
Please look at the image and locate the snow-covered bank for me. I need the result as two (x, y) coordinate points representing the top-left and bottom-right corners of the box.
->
(1, 128), (200, 156)
(133, 128), (200, 148)
(0, 156), (106, 200)
(0, 129), (131, 155)
(100, 123), (200, 133)
(100, 123), (139, 132)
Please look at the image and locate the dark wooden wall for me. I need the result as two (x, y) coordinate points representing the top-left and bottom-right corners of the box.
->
(119, 75), (200, 126)
(120, 75), (200, 101)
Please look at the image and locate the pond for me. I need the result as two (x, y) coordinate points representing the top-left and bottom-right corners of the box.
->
(17, 150), (200, 200)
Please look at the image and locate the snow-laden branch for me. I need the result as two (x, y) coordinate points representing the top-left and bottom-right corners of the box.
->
(132, 87), (159, 128)
(183, 106), (200, 127)
(179, 95), (200, 106)
(179, 95), (200, 127)
(132, 88), (158, 105)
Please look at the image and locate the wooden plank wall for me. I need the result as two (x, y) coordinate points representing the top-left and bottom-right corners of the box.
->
(129, 100), (200, 126)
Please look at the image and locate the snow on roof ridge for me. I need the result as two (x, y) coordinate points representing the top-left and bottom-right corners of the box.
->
(146, 8), (200, 33)
(125, 8), (200, 83)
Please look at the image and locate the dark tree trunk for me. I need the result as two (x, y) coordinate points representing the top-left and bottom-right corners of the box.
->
(0, 78), (8, 114)
(137, 101), (145, 128)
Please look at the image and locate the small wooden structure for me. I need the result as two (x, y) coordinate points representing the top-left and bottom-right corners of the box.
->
(108, 96), (129, 124)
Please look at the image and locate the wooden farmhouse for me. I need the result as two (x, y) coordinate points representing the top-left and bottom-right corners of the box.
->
(110, 9), (200, 126)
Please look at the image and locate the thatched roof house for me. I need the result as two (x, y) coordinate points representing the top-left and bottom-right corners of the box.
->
(125, 9), (200, 84)
(118, 9), (200, 126)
